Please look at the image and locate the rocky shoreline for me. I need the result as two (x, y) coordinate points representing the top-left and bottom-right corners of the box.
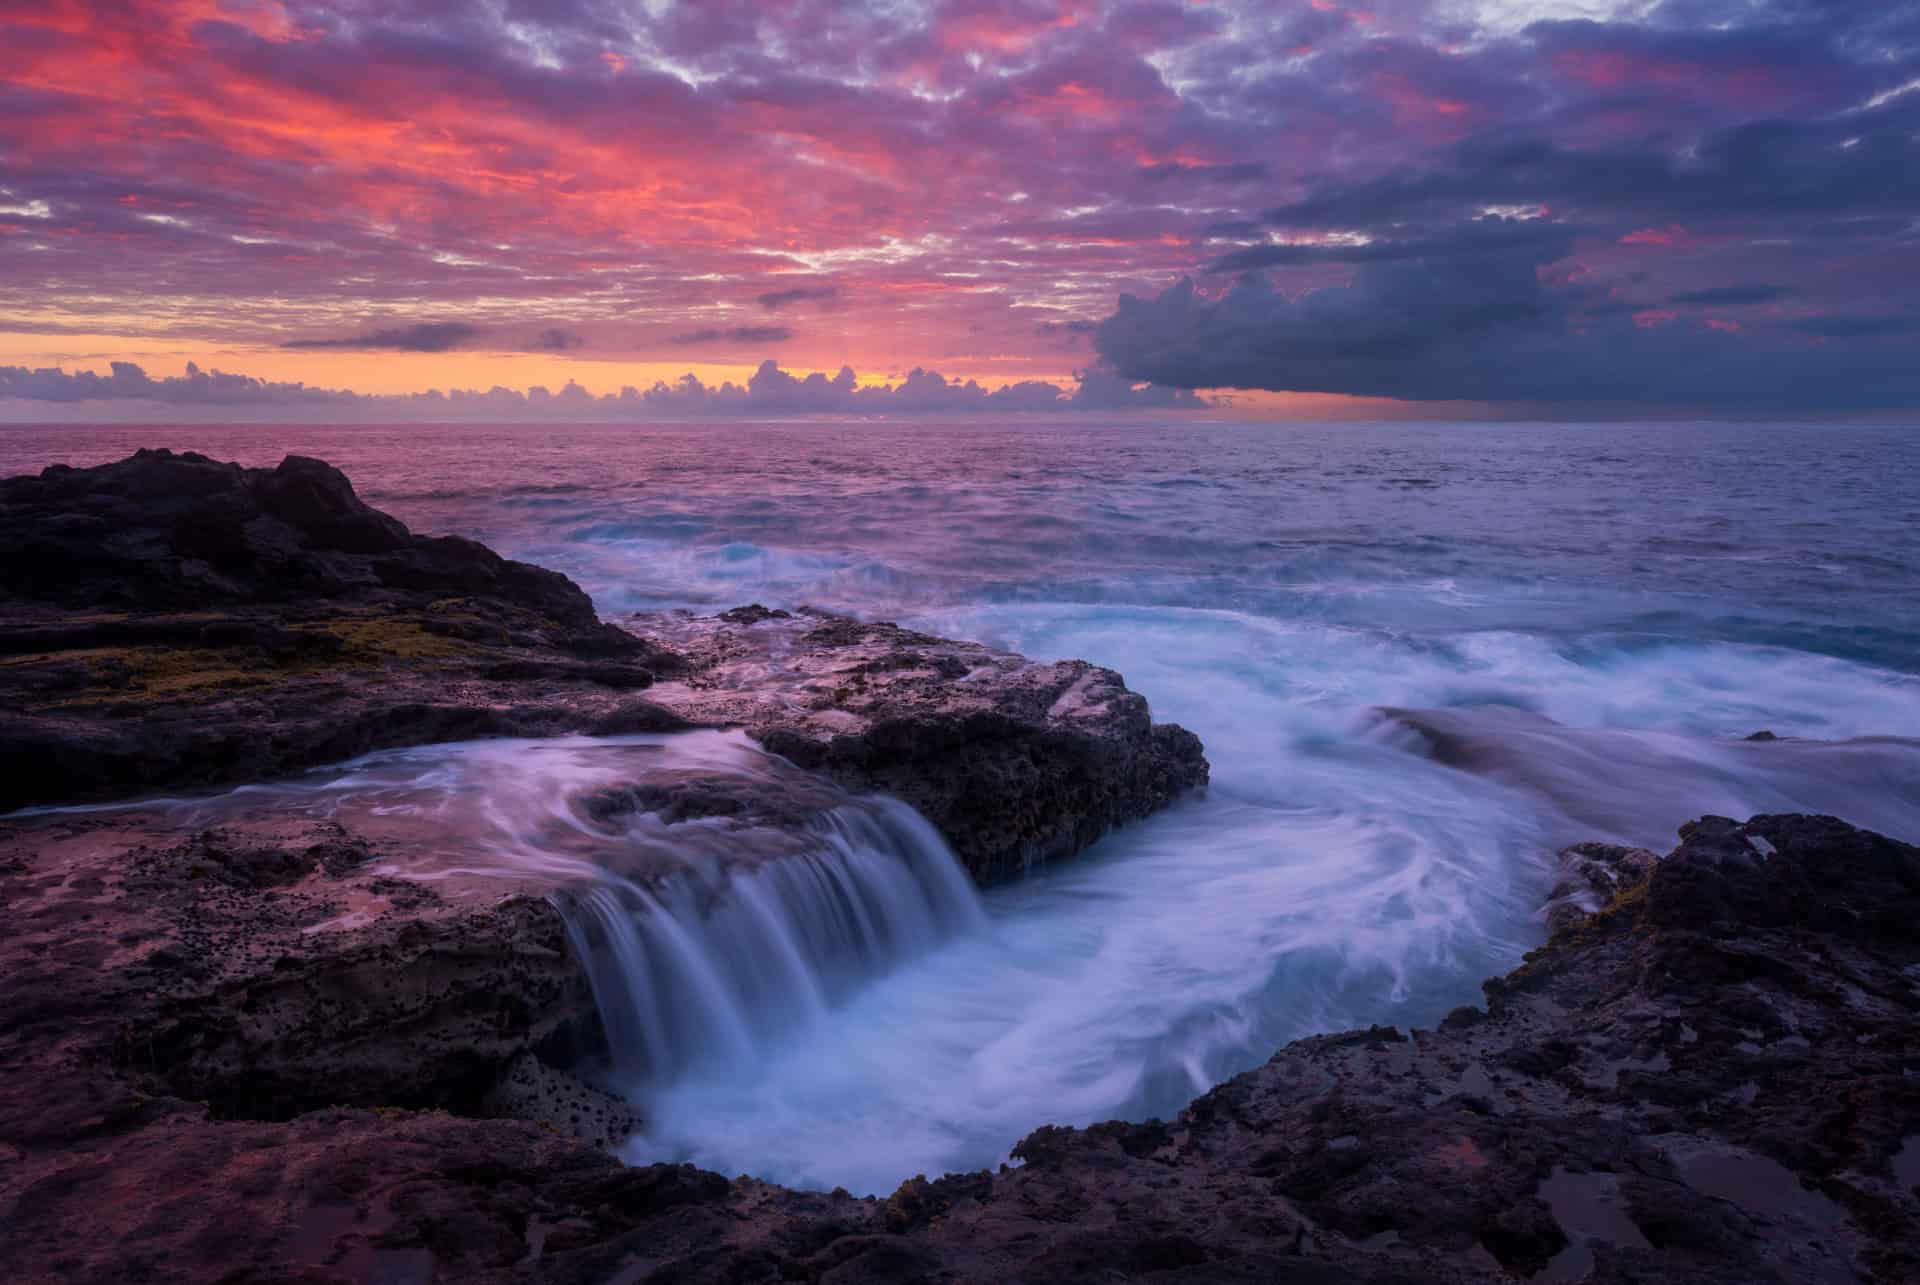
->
(3, 452), (1917, 1283)
(0, 450), (1207, 881)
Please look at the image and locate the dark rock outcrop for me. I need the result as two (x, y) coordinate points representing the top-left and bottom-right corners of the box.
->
(6, 813), (1917, 1283)
(0, 809), (600, 1142)
(634, 608), (1210, 882)
(0, 448), (601, 631)
(0, 450), (686, 812)
(1, 456), (1204, 888)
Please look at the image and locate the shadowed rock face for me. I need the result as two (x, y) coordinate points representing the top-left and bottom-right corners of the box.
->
(0, 448), (594, 626)
(0, 450), (682, 812)
(634, 607), (1210, 882)
(5, 812), (1916, 1283)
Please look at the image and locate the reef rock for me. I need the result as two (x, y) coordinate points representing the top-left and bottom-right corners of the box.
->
(0, 455), (1204, 885)
(1541, 840), (1660, 933)
(0, 806), (598, 1147)
(6, 813), (1917, 1283)
(0, 450), (682, 811)
(633, 607), (1209, 881)
(0, 448), (602, 628)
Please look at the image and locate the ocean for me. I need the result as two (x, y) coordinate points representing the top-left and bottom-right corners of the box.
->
(7, 418), (1919, 1193)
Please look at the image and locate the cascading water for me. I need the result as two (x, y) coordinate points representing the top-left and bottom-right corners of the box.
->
(10, 420), (1920, 1195)
(21, 727), (996, 1159)
(557, 799), (985, 1086)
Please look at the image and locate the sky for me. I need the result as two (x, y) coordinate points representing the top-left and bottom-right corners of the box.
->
(1, 0), (1917, 419)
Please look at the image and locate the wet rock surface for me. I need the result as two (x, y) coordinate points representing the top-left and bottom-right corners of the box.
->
(2, 454), (1205, 886)
(0, 449), (682, 812)
(1542, 841), (1660, 934)
(0, 808), (598, 1138)
(633, 606), (1210, 881)
(7, 452), (1915, 1282)
(6, 812), (1917, 1283)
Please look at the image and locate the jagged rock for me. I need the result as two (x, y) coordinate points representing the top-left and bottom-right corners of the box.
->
(0, 811), (599, 1138)
(1543, 840), (1660, 933)
(483, 1052), (639, 1151)
(1, 449), (585, 627)
(6, 813), (1917, 1283)
(0, 450), (686, 812)
(633, 608), (1210, 882)
(0, 456), (1205, 887)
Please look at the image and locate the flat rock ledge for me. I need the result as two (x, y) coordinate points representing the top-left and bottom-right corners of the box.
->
(5, 812), (1916, 1283)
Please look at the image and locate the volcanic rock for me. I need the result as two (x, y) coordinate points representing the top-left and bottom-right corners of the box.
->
(1, 455), (1205, 888)
(5, 813), (1916, 1283)
(0, 450), (686, 811)
(633, 607), (1210, 881)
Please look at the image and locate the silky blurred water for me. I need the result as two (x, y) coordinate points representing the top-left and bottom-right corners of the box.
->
(7, 419), (1918, 1192)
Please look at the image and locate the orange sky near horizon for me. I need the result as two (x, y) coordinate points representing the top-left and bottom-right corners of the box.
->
(0, 329), (1401, 420)
(6, 0), (1910, 419)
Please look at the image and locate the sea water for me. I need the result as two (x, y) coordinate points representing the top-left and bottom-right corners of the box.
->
(6, 419), (1918, 1193)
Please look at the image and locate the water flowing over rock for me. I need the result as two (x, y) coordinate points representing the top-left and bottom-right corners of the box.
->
(560, 797), (985, 1086)
(7, 449), (1916, 1283)
(0, 728), (992, 1147)
(6, 811), (1918, 1282)
(632, 607), (1210, 882)
(1376, 703), (1920, 848)
(0, 453), (1206, 881)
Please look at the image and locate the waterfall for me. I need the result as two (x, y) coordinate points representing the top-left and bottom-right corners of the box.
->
(555, 792), (987, 1086)
(43, 728), (993, 1099)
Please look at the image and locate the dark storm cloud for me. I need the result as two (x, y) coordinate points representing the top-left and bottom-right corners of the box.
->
(283, 322), (482, 352)
(668, 325), (794, 346)
(1668, 285), (1789, 307)
(1789, 316), (1920, 339)
(1258, 95), (1920, 233)
(1095, 263), (1920, 410)
(1086, 1), (1920, 411)
(755, 285), (840, 311)
(530, 327), (585, 351)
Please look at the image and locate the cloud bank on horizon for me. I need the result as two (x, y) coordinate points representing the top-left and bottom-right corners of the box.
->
(0, 358), (1201, 418)
(1, 0), (1916, 416)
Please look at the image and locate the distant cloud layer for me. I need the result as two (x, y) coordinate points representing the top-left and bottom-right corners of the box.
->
(756, 286), (840, 311)
(0, 360), (1203, 419)
(0, 361), (350, 407)
(2, 0), (1917, 412)
(669, 325), (794, 346)
(282, 322), (481, 352)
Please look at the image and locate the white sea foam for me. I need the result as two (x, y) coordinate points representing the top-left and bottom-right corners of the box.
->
(9, 421), (1917, 1194)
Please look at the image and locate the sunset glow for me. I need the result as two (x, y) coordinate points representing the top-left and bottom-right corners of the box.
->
(2, 0), (1916, 416)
